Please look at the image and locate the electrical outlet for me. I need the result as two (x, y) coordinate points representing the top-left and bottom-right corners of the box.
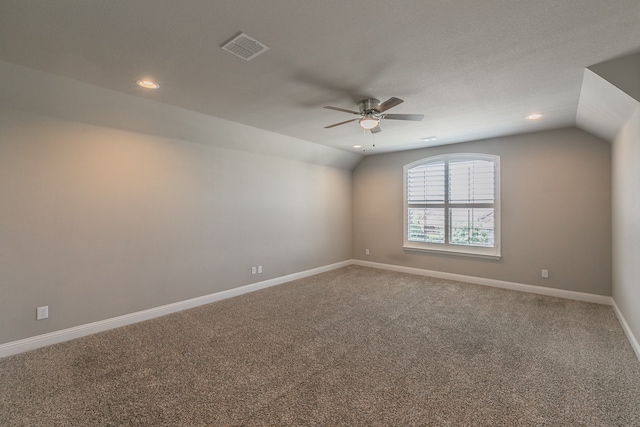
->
(37, 306), (48, 320)
(541, 269), (549, 278)
(251, 267), (257, 275)
(365, 249), (370, 256)
(258, 265), (263, 274)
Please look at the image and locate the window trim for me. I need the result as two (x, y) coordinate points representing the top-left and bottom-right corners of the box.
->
(403, 153), (501, 259)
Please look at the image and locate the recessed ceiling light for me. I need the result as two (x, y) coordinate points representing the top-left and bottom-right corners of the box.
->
(525, 113), (543, 120)
(353, 145), (362, 148)
(420, 136), (438, 142)
(136, 79), (160, 89)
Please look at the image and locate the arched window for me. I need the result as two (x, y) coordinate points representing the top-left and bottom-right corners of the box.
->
(403, 153), (500, 258)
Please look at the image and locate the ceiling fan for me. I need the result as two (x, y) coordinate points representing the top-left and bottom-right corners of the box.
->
(323, 97), (424, 134)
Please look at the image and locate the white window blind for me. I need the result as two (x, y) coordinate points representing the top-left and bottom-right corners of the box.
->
(404, 154), (500, 258)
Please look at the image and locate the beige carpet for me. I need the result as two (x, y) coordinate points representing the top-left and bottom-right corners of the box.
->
(1, 265), (639, 426)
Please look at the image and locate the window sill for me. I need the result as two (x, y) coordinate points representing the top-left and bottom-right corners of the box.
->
(403, 245), (501, 260)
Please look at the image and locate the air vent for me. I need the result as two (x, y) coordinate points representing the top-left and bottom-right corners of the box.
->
(221, 32), (269, 61)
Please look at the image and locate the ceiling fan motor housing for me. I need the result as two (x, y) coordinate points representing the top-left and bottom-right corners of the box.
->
(358, 98), (380, 114)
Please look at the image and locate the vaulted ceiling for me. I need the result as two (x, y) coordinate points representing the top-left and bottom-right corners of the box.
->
(1, 1), (639, 154)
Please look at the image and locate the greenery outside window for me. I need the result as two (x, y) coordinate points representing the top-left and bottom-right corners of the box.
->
(403, 153), (501, 258)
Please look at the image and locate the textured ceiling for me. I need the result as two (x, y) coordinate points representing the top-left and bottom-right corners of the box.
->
(1, 1), (639, 155)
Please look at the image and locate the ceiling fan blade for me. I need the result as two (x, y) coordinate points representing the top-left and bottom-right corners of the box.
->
(374, 97), (404, 113)
(324, 118), (359, 128)
(323, 106), (361, 115)
(383, 113), (424, 121)
(370, 125), (382, 134)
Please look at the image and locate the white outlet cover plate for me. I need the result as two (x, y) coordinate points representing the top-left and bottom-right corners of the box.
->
(37, 306), (48, 320)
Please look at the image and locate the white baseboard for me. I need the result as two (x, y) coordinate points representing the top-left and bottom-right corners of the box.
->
(612, 301), (640, 361)
(4, 259), (638, 362)
(353, 259), (613, 305)
(0, 260), (351, 358)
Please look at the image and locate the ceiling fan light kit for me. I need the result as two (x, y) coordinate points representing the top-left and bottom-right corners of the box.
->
(359, 113), (379, 130)
(324, 97), (424, 134)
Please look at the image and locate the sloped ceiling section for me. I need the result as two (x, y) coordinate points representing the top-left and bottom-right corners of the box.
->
(0, 60), (362, 169)
(577, 51), (640, 142)
(589, 51), (640, 103)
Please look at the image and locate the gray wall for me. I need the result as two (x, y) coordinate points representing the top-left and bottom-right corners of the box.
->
(612, 106), (640, 347)
(0, 107), (353, 344)
(353, 128), (612, 295)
